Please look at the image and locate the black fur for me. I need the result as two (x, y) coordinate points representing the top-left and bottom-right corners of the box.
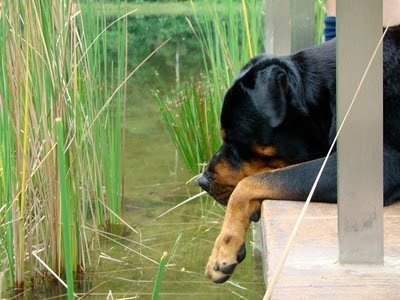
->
(199, 25), (400, 206)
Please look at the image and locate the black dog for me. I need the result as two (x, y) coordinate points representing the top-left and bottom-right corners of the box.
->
(198, 25), (400, 283)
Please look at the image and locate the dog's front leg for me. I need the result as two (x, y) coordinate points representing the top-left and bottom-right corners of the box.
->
(205, 154), (338, 283)
(205, 177), (266, 283)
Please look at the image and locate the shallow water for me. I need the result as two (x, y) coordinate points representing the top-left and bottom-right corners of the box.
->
(11, 13), (265, 299)
(84, 14), (264, 299)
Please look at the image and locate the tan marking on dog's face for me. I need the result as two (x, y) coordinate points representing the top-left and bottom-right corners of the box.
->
(242, 159), (289, 176)
(213, 158), (281, 186)
(251, 145), (278, 157)
(214, 159), (245, 185)
(210, 155), (290, 205)
(220, 128), (227, 140)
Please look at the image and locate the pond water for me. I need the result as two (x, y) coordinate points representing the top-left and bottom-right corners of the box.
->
(18, 13), (265, 299)
(104, 14), (264, 299)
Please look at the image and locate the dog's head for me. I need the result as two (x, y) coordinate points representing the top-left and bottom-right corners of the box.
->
(198, 54), (328, 205)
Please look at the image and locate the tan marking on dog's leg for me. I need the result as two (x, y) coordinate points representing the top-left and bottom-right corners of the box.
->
(205, 178), (265, 283)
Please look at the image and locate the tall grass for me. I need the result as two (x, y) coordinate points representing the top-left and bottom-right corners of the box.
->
(0, 0), (128, 290)
(315, 0), (328, 44)
(157, 0), (328, 173)
(156, 0), (264, 173)
(55, 118), (75, 300)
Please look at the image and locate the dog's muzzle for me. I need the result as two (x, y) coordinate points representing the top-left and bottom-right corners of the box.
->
(197, 174), (211, 193)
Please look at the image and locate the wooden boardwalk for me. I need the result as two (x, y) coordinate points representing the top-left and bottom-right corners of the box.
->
(260, 200), (400, 299)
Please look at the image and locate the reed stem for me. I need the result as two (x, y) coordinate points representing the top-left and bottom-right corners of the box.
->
(152, 252), (168, 300)
(55, 118), (75, 300)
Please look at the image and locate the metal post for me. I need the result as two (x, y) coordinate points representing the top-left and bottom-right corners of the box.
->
(265, 0), (291, 55)
(290, 0), (314, 52)
(265, 0), (314, 55)
(337, 0), (383, 264)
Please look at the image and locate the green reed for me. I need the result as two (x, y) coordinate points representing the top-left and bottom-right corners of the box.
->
(156, 79), (219, 173)
(156, 0), (264, 173)
(315, 0), (328, 44)
(152, 252), (168, 300)
(56, 118), (75, 300)
(0, 0), (128, 290)
(156, 0), (328, 174)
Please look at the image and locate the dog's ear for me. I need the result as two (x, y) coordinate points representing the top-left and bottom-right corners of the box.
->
(248, 66), (288, 127)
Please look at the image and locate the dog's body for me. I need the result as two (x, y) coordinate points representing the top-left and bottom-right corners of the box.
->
(198, 25), (400, 283)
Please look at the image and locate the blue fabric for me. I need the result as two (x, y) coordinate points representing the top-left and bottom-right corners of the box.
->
(324, 16), (336, 41)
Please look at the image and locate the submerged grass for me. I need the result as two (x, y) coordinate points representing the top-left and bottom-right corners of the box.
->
(0, 0), (129, 291)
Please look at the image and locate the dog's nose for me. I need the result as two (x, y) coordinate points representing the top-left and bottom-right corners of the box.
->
(197, 175), (211, 192)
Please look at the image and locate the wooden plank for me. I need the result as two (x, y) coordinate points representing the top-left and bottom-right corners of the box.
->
(337, 0), (384, 264)
(261, 200), (400, 299)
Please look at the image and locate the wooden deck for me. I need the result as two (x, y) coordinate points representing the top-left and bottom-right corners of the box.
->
(260, 200), (400, 299)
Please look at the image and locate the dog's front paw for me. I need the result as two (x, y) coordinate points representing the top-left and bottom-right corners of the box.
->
(205, 233), (246, 283)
